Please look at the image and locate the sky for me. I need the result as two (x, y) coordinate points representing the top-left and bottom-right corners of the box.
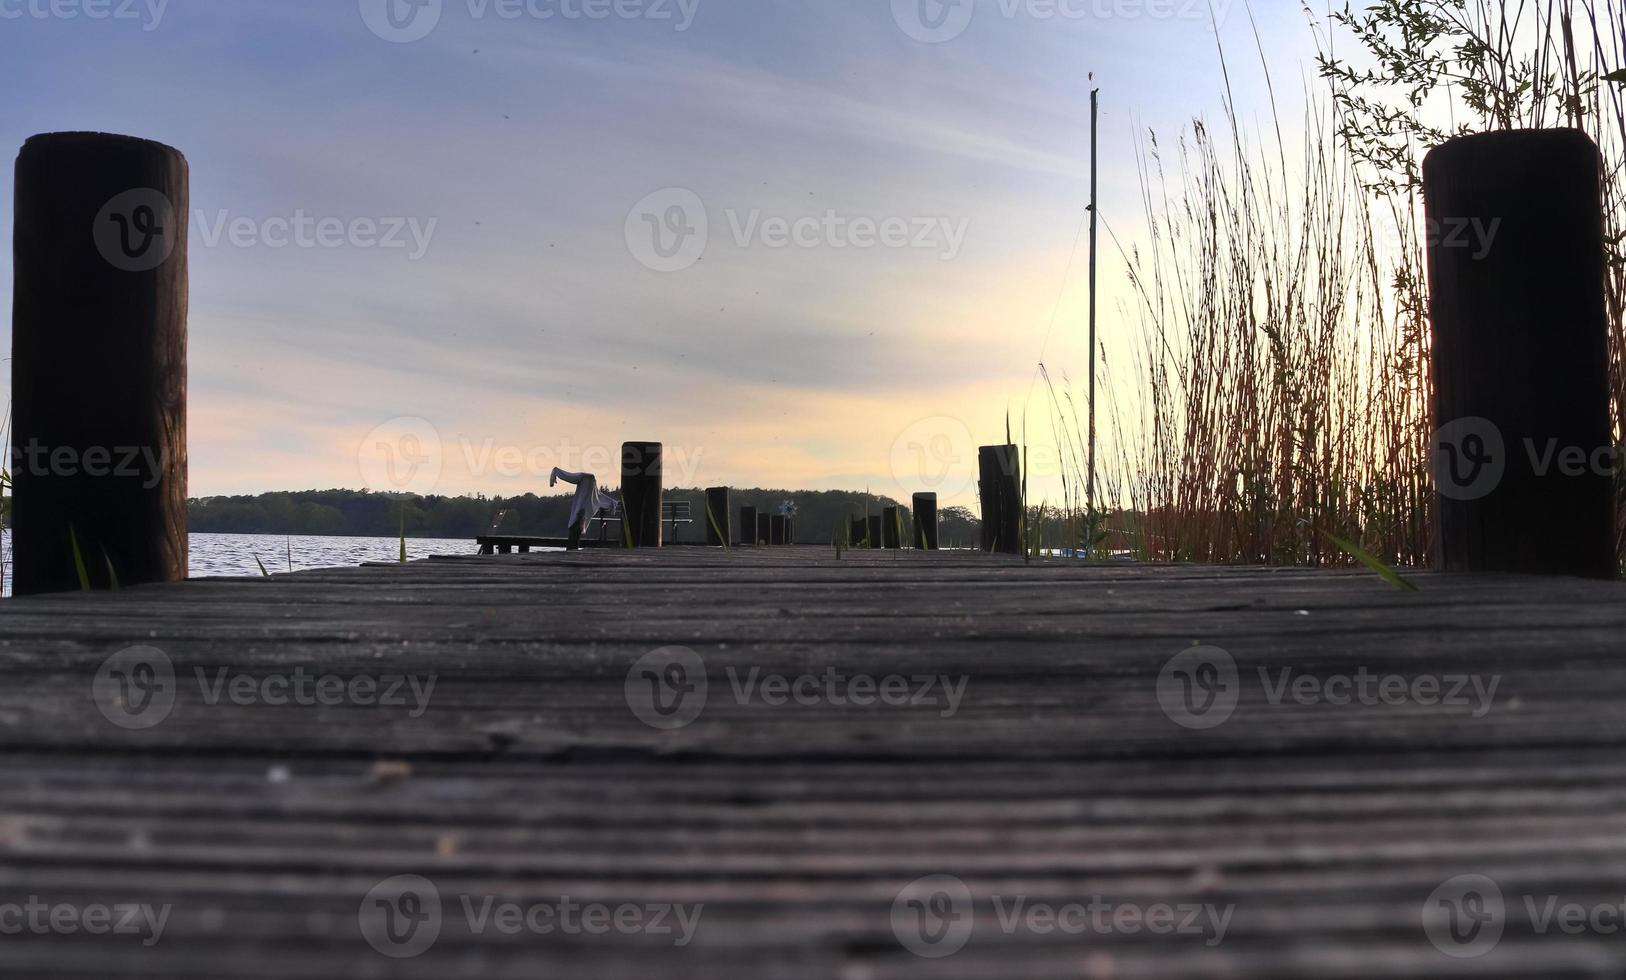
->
(0, 0), (1324, 509)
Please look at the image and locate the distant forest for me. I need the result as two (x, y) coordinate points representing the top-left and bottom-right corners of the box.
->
(188, 489), (981, 547)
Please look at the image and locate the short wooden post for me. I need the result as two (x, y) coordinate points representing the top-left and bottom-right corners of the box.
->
(705, 487), (730, 546)
(913, 493), (939, 550)
(757, 512), (771, 547)
(620, 442), (663, 548)
(882, 507), (901, 549)
(740, 506), (757, 546)
(785, 518), (795, 545)
(868, 515), (884, 549)
(12, 133), (189, 595)
(978, 445), (1022, 555)
(771, 515), (787, 546)
(850, 517), (867, 547)
(1424, 129), (1615, 577)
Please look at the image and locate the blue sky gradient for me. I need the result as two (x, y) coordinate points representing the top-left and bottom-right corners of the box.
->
(2, 0), (1321, 505)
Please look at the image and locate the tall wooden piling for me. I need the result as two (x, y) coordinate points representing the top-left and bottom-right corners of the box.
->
(12, 132), (189, 594)
(913, 493), (939, 550)
(620, 442), (663, 548)
(978, 445), (1022, 555)
(705, 487), (731, 546)
(850, 517), (867, 548)
(868, 515), (883, 550)
(882, 507), (901, 549)
(740, 506), (758, 547)
(757, 513), (772, 547)
(1423, 129), (1615, 577)
(770, 515), (787, 546)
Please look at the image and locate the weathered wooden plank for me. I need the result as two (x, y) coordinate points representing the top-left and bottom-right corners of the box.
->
(0, 551), (1623, 977)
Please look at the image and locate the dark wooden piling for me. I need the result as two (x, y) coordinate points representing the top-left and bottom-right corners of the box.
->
(11, 132), (189, 595)
(770, 515), (787, 546)
(850, 517), (867, 547)
(978, 444), (1022, 555)
(882, 506), (901, 549)
(619, 442), (663, 547)
(785, 517), (795, 545)
(1423, 129), (1615, 577)
(705, 487), (730, 546)
(868, 515), (883, 550)
(913, 492), (939, 550)
(740, 506), (758, 547)
(757, 513), (771, 547)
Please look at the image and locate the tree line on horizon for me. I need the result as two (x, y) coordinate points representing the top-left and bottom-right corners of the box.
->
(188, 489), (982, 546)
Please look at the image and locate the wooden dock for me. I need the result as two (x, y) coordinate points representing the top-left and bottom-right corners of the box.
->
(2, 547), (1625, 977)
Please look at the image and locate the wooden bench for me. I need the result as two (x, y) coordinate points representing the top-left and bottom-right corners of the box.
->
(476, 502), (697, 553)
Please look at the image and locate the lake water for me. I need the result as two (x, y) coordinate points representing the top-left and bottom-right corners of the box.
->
(0, 532), (484, 595)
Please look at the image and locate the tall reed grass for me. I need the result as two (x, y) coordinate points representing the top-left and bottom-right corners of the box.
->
(1040, 2), (1625, 568)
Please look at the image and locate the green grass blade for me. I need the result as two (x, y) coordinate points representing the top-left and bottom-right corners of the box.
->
(706, 501), (730, 552)
(1310, 525), (1418, 593)
(101, 548), (120, 591)
(67, 524), (92, 591)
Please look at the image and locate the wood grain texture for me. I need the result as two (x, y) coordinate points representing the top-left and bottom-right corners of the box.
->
(11, 132), (189, 594)
(1424, 128), (1615, 576)
(0, 548), (1623, 977)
